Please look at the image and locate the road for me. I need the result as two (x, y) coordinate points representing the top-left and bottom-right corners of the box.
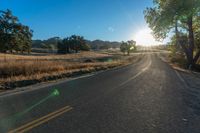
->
(0, 53), (200, 133)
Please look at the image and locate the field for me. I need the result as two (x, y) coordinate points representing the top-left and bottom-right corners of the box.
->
(0, 51), (140, 89)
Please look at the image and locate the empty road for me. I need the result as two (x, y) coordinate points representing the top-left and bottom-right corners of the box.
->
(0, 54), (200, 133)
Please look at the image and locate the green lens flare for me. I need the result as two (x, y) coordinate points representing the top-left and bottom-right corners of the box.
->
(0, 88), (61, 129)
(52, 89), (60, 96)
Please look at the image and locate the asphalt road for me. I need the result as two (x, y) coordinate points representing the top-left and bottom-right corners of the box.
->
(0, 54), (200, 133)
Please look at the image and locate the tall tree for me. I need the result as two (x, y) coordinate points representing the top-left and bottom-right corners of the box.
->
(120, 41), (128, 55)
(69, 35), (86, 53)
(63, 37), (70, 53)
(144, 0), (200, 68)
(127, 40), (136, 55)
(57, 35), (89, 54)
(0, 9), (33, 53)
(120, 40), (137, 55)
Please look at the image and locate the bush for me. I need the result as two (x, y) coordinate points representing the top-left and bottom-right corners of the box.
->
(170, 53), (187, 68)
(81, 44), (90, 51)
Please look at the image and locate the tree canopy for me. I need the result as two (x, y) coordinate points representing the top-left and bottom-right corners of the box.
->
(120, 40), (137, 55)
(144, 0), (200, 68)
(57, 35), (90, 54)
(0, 9), (33, 53)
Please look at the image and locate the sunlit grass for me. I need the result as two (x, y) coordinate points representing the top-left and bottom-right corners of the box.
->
(0, 51), (139, 89)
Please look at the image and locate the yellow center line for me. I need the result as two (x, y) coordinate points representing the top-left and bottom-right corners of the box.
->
(8, 106), (73, 133)
(19, 107), (73, 133)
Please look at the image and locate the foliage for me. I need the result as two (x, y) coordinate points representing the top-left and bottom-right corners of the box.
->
(144, 0), (200, 68)
(57, 35), (89, 54)
(120, 42), (127, 55)
(0, 9), (33, 53)
(80, 43), (90, 51)
(33, 39), (121, 50)
(86, 40), (121, 50)
(120, 40), (137, 55)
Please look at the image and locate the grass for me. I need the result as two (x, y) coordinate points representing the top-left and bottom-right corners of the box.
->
(169, 53), (187, 68)
(0, 51), (109, 61)
(0, 51), (140, 89)
(159, 52), (189, 73)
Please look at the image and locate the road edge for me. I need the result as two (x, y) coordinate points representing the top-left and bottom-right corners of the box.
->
(0, 55), (143, 97)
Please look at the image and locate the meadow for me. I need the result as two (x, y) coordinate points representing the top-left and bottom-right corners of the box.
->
(0, 51), (140, 89)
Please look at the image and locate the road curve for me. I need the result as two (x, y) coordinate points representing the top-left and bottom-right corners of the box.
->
(0, 54), (200, 133)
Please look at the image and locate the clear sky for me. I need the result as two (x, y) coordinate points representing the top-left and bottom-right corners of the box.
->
(0, 0), (164, 45)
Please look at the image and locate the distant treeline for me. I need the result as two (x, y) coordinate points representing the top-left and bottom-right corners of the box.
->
(32, 37), (121, 51)
(0, 9), (122, 54)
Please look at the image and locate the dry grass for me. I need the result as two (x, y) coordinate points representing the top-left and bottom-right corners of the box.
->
(0, 51), (109, 61)
(0, 51), (138, 89)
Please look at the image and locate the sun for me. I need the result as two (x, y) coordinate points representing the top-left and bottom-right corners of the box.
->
(133, 27), (160, 46)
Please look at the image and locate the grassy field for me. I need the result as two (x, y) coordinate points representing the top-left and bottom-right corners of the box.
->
(0, 51), (141, 89)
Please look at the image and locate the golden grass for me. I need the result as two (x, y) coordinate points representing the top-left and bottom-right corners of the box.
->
(0, 61), (124, 83)
(0, 51), (109, 61)
(0, 51), (137, 89)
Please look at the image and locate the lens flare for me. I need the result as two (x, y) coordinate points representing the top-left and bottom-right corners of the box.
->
(52, 89), (60, 96)
(130, 46), (134, 50)
(0, 88), (60, 131)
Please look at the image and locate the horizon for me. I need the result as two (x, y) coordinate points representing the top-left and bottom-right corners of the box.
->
(0, 0), (167, 45)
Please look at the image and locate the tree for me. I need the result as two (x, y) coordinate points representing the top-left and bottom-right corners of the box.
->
(0, 9), (33, 53)
(120, 41), (127, 55)
(18, 25), (33, 53)
(69, 35), (84, 53)
(57, 35), (90, 54)
(63, 37), (70, 53)
(68, 35), (86, 53)
(80, 43), (90, 51)
(57, 42), (66, 54)
(120, 40), (137, 55)
(57, 37), (70, 54)
(127, 40), (136, 55)
(144, 0), (200, 68)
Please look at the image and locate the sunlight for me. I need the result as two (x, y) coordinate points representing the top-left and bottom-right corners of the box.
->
(133, 27), (161, 46)
(130, 46), (134, 50)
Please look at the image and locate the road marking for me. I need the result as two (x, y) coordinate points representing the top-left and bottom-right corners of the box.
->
(119, 59), (152, 87)
(8, 106), (73, 133)
(175, 70), (185, 82)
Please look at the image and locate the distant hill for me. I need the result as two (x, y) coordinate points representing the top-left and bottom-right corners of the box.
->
(32, 37), (61, 48)
(32, 37), (121, 50)
(86, 40), (121, 50)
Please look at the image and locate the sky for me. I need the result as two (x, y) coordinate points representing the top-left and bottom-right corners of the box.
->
(0, 0), (165, 45)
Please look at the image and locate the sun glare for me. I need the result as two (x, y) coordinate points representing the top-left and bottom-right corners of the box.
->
(133, 28), (160, 46)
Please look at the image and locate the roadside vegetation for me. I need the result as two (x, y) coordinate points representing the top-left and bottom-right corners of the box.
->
(32, 38), (122, 53)
(57, 35), (90, 54)
(0, 9), (32, 54)
(120, 40), (137, 55)
(144, 0), (200, 71)
(1, 1), (199, 91)
(0, 52), (141, 89)
(0, 9), (140, 90)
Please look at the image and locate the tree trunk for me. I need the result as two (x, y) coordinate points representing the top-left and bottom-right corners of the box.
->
(66, 45), (70, 53)
(193, 49), (200, 64)
(187, 16), (195, 67)
(175, 20), (179, 48)
(175, 20), (189, 64)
